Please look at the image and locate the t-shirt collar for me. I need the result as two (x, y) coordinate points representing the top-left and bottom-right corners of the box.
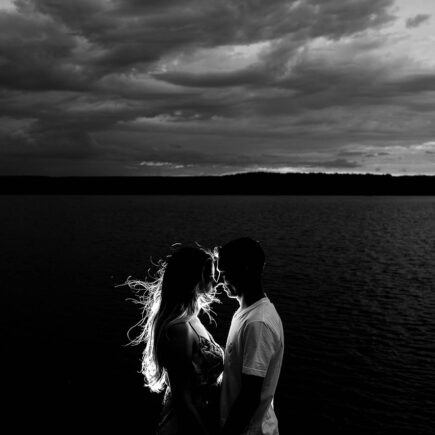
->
(235, 294), (269, 317)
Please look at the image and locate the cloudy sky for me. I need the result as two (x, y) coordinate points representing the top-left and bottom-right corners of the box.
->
(1, 0), (434, 176)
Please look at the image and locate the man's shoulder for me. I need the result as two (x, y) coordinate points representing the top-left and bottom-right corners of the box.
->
(247, 298), (282, 323)
(248, 300), (283, 339)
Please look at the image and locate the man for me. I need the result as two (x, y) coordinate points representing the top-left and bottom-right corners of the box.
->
(217, 237), (284, 435)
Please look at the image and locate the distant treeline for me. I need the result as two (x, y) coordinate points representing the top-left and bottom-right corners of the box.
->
(1, 173), (435, 194)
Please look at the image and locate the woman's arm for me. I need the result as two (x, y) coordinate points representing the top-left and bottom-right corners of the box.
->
(165, 322), (210, 435)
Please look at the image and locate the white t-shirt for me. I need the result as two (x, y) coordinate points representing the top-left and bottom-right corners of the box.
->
(220, 296), (284, 435)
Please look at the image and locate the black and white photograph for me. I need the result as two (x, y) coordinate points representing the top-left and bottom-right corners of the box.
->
(1, 0), (435, 434)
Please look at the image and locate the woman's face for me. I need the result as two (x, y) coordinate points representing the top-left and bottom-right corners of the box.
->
(199, 257), (216, 294)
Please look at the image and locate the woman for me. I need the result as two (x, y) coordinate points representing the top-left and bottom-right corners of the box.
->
(128, 245), (224, 435)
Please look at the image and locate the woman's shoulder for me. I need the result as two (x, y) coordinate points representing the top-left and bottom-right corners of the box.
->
(164, 318), (195, 343)
(166, 320), (189, 335)
(161, 319), (196, 362)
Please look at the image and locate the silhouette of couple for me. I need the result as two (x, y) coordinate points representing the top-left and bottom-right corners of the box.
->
(129, 237), (284, 435)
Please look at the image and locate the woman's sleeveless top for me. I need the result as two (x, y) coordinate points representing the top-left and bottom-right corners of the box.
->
(157, 320), (224, 435)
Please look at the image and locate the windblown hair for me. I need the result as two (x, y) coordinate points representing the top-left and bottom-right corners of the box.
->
(127, 245), (219, 393)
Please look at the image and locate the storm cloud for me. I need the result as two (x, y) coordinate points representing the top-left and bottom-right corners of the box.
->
(1, 0), (434, 175)
(406, 14), (430, 28)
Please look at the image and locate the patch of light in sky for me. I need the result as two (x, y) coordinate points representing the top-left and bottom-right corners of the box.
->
(383, 0), (435, 67)
(307, 1), (435, 72)
(392, 0), (435, 23)
(155, 41), (269, 75)
(0, 0), (15, 11)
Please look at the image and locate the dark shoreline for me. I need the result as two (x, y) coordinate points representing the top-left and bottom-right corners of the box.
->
(1, 172), (435, 195)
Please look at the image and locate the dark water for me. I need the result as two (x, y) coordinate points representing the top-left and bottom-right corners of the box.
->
(2, 195), (435, 434)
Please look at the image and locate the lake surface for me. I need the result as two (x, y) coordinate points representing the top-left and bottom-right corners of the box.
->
(2, 195), (435, 434)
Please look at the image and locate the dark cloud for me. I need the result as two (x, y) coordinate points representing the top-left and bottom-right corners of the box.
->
(305, 158), (360, 169)
(338, 151), (366, 157)
(128, 150), (361, 171)
(393, 73), (435, 94)
(0, 11), (90, 91)
(406, 14), (430, 28)
(4, 0), (396, 91)
(152, 37), (435, 120)
(0, 117), (100, 160)
(152, 68), (267, 89)
(1, 0), (434, 175)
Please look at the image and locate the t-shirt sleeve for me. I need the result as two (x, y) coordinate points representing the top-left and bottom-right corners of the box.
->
(242, 320), (277, 377)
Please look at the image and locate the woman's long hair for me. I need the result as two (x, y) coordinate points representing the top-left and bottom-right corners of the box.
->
(127, 245), (219, 393)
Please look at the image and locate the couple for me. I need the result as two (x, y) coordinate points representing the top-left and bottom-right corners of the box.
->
(129, 237), (284, 435)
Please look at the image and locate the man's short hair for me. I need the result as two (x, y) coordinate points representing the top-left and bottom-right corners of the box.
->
(218, 237), (265, 276)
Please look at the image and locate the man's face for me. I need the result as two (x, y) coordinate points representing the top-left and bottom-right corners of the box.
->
(216, 257), (239, 298)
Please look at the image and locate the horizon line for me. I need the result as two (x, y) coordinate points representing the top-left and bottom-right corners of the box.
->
(1, 171), (435, 178)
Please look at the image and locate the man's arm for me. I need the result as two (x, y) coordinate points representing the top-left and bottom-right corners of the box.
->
(221, 373), (263, 435)
(222, 320), (277, 434)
